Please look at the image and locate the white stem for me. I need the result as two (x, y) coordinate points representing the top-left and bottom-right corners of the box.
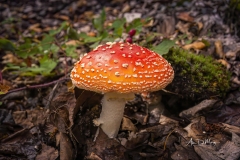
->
(93, 92), (135, 138)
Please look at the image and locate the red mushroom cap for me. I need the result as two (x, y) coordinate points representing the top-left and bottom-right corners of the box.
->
(71, 42), (174, 93)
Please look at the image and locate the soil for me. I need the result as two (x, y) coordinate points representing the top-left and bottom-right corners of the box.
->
(0, 0), (240, 160)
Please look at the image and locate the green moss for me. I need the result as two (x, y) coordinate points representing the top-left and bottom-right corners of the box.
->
(163, 47), (231, 100)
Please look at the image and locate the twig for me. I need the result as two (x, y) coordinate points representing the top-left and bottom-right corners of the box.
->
(5, 74), (70, 95)
(0, 70), (2, 84)
(164, 129), (175, 150)
(45, 81), (60, 109)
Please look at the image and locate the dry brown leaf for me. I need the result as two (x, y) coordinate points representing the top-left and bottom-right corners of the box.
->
(36, 143), (58, 160)
(28, 23), (42, 33)
(179, 99), (218, 118)
(86, 152), (102, 160)
(2, 53), (23, 65)
(143, 19), (154, 27)
(12, 108), (48, 128)
(121, 117), (137, 132)
(182, 41), (206, 50)
(197, 22), (204, 30)
(176, 21), (193, 38)
(59, 132), (74, 160)
(50, 92), (76, 132)
(65, 40), (80, 46)
(159, 115), (179, 125)
(215, 40), (225, 59)
(217, 59), (231, 69)
(54, 14), (70, 21)
(156, 14), (175, 36)
(0, 83), (11, 94)
(222, 123), (240, 135)
(87, 32), (96, 37)
(88, 128), (126, 159)
(177, 12), (194, 22)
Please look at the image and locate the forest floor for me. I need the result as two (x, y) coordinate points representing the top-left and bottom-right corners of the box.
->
(0, 0), (240, 159)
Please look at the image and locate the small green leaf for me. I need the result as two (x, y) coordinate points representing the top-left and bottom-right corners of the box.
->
(93, 9), (106, 34)
(126, 18), (143, 33)
(67, 27), (79, 40)
(40, 34), (55, 52)
(151, 39), (176, 55)
(16, 40), (39, 58)
(112, 18), (126, 37)
(49, 21), (68, 36)
(39, 55), (57, 74)
(49, 44), (59, 53)
(0, 38), (16, 52)
(79, 33), (101, 43)
(65, 45), (77, 58)
(18, 55), (57, 76)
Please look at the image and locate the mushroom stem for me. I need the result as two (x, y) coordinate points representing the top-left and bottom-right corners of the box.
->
(93, 92), (135, 138)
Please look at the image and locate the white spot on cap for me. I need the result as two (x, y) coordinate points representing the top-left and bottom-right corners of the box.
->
(80, 63), (85, 68)
(132, 74), (138, 78)
(122, 63), (129, 68)
(115, 72), (120, 77)
(88, 62), (92, 66)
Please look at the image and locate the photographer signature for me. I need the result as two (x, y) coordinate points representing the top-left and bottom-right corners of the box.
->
(186, 138), (219, 146)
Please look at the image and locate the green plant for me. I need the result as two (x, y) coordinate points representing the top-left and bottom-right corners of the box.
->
(162, 47), (231, 100)
(1, 9), (150, 77)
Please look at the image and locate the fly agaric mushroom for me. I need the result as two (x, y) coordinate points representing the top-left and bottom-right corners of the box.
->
(70, 42), (174, 138)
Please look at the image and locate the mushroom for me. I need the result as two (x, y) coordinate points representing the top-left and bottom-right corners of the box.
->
(70, 42), (174, 138)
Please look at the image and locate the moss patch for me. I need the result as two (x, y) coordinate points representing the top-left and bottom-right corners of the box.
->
(163, 47), (231, 101)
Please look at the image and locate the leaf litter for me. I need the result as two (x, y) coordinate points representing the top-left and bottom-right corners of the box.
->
(1, 0), (240, 159)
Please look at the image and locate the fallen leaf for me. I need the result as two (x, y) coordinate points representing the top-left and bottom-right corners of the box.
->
(215, 40), (225, 59)
(49, 92), (76, 133)
(1, 128), (40, 159)
(12, 108), (48, 128)
(0, 83), (11, 94)
(59, 132), (74, 160)
(182, 41), (206, 50)
(88, 128), (126, 159)
(159, 115), (179, 125)
(28, 23), (42, 33)
(156, 14), (175, 36)
(217, 59), (231, 69)
(177, 12), (194, 22)
(36, 143), (58, 160)
(87, 32), (96, 37)
(176, 21), (193, 38)
(121, 117), (137, 132)
(65, 40), (80, 46)
(2, 53), (23, 64)
(179, 99), (218, 118)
